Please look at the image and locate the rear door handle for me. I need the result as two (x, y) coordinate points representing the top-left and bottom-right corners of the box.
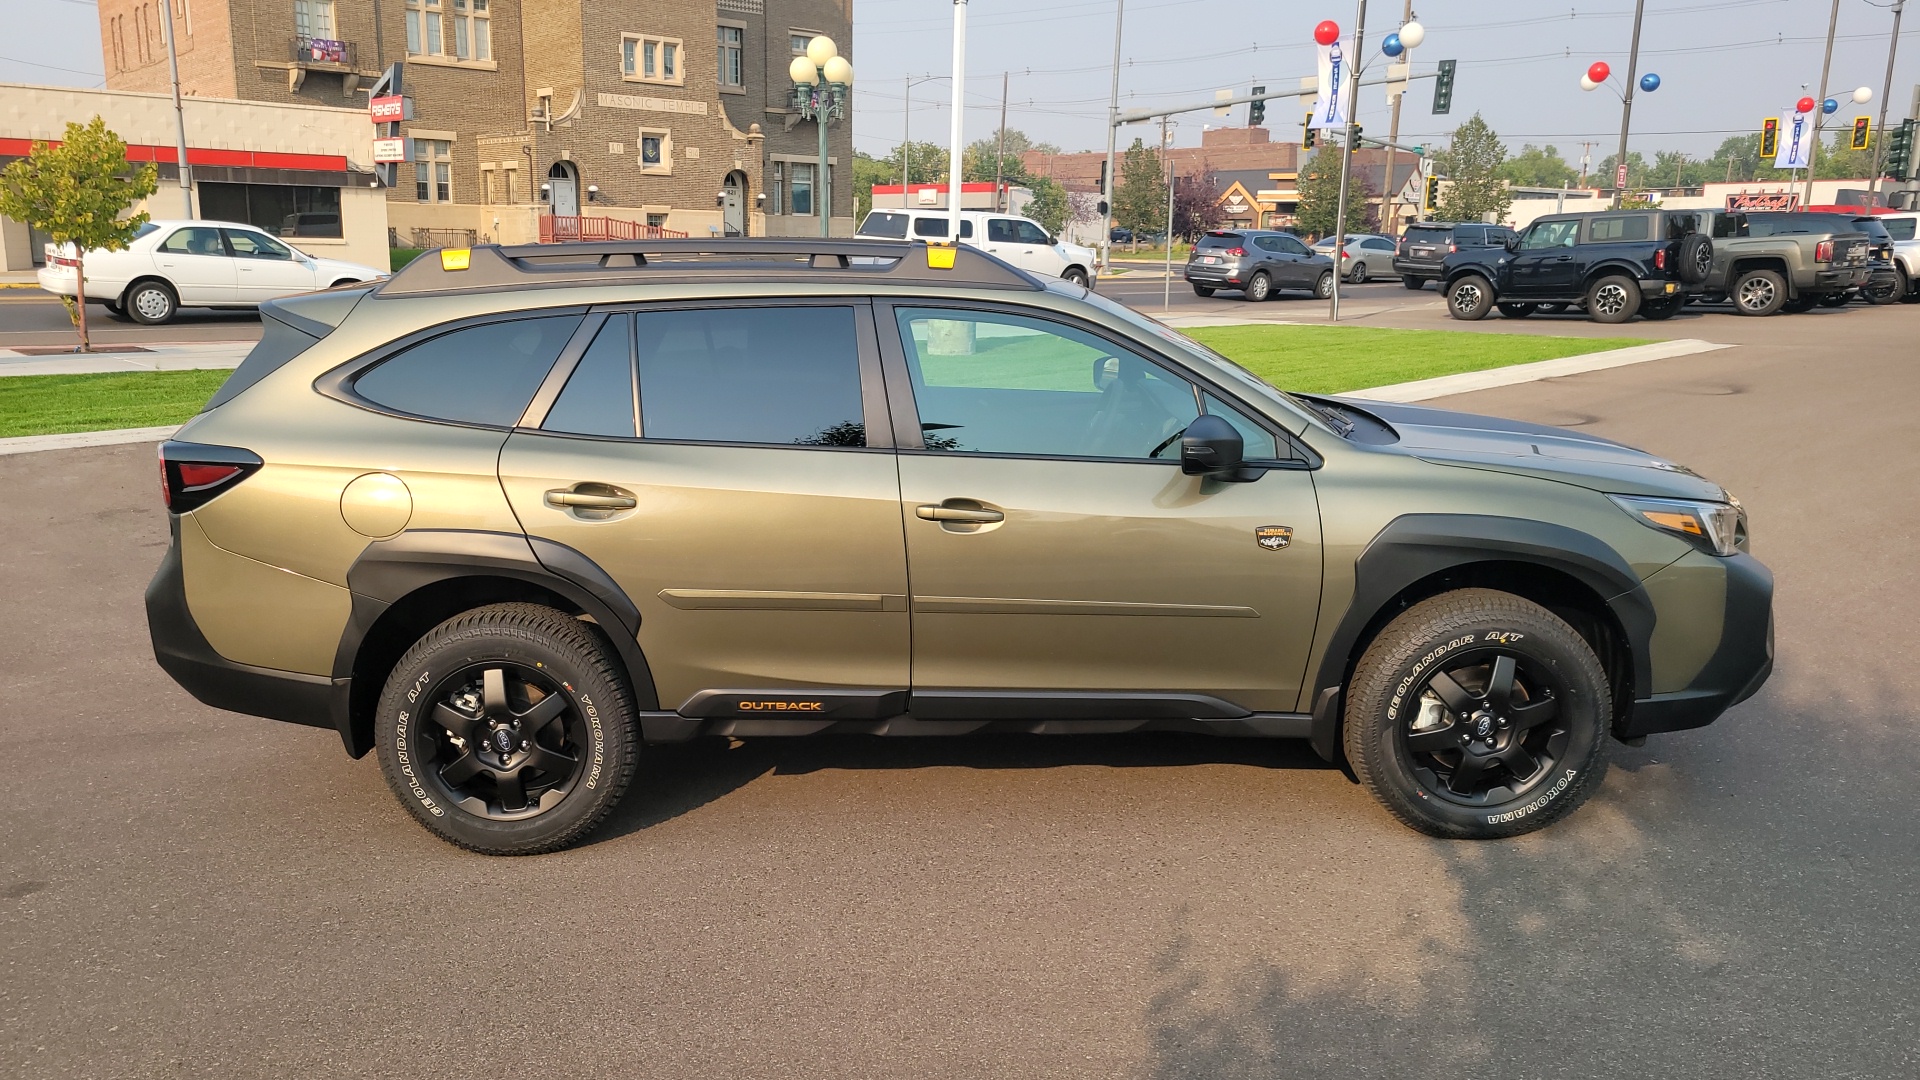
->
(546, 489), (637, 510)
(916, 504), (1004, 523)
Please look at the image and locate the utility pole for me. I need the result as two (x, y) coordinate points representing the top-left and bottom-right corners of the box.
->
(903, 75), (912, 193)
(1162, 116), (1175, 311)
(1870, 0), (1906, 200)
(946, 0), (968, 242)
(1329, 0), (1367, 322)
(1382, 0), (1414, 235)
(994, 71), (1009, 212)
(1099, 0), (1126, 281)
(1611, 0), (1646, 208)
(159, 0), (193, 217)
(1806, 0), (1842, 206)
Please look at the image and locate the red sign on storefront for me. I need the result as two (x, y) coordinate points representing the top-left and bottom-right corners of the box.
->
(369, 95), (411, 123)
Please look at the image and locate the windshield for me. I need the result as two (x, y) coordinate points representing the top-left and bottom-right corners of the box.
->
(857, 212), (910, 239)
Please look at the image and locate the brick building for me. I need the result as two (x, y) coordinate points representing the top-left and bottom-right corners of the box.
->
(98, 0), (855, 242)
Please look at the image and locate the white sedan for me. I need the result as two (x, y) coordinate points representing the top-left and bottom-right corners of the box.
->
(38, 219), (387, 325)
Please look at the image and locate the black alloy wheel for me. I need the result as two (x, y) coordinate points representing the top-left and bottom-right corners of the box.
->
(1399, 651), (1572, 805)
(1447, 275), (1494, 320)
(414, 662), (588, 820)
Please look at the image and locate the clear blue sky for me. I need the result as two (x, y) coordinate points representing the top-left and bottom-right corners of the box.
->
(7, 0), (1918, 166)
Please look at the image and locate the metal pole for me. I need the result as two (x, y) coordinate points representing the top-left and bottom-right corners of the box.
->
(947, 0), (968, 242)
(160, 0), (193, 217)
(1163, 116), (1174, 312)
(1383, 0), (1413, 235)
(903, 75), (912, 195)
(1807, 0), (1841, 206)
(1612, 0), (1646, 208)
(1329, 0), (1366, 322)
(1870, 0), (1905, 199)
(995, 71), (1009, 212)
(818, 96), (831, 237)
(1099, 0), (1125, 281)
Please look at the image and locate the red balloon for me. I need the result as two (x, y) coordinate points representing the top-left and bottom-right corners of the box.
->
(1314, 20), (1340, 46)
(1587, 61), (1611, 84)
(1796, 96), (1817, 113)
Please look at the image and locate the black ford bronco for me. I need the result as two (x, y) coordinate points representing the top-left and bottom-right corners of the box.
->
(1442, 209), (1714, 324)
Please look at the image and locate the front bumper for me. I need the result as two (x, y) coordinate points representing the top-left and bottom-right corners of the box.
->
(1621, 552), (1774, 738)
(147, 519), (354, 745)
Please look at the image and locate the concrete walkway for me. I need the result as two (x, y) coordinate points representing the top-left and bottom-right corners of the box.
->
(0, 340), (251, 377)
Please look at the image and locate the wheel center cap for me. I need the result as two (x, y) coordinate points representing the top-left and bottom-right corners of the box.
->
(490, 727), (517, 754)
(1472, 712), (1495, 739)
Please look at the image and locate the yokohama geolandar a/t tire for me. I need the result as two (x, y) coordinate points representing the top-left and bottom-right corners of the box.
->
(375, 603), (637, 855)
(1343, 589), (1611, 839)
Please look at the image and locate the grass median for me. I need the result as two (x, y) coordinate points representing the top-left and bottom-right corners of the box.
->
(1182, 324), (1652, 396)
(0, 369), (231, 439)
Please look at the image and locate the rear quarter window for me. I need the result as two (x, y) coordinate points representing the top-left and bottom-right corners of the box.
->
(1884, 218), (1916, 241)
(1588, 216), (1650, 242)
(353, 315), (581, 426)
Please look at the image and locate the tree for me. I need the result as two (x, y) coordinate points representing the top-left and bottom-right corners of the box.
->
(1815, 129), (1875, 180)
(1024, 175), (1069, 236)
(1112, 138), (1168, 241)
(854, 141), (952, 222)
(852, 151), (891, 222)
(0, 116), (157, 352)
(1293, 149), (1369, 239)
(1171, 171), (1223, 241)
(1431, 113), (1511, 224)
(1498, 143), (1578, 189)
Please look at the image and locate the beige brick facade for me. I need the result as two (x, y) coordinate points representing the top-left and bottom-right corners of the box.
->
(99, 0), (855, 242)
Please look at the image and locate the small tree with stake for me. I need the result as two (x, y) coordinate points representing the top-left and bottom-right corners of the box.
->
(0, 117), (158, 353)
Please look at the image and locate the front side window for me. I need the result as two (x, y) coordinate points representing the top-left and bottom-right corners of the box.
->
(636, 306), (866, 447)
(545, 316), (635, 438)
(223, 230), (293, 259)
(718, 24), (744, 88)
(355, 316), (581, 427)
(894, 307), (1200, 459)
(1588, 215), (1650, 242)
(159, 227), (226, 257)
(622, 33), (682, 84)
(1202, 393), (1280, 460)
(1278, 235), (1311, 256)
(1522, 221), (1580, 250)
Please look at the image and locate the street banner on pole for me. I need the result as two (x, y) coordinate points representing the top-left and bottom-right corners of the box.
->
(1776, 109), (1813, 170)
(1309, 40), (1350, 130)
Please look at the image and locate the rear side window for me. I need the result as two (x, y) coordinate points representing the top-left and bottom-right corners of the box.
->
(544, 316), (635, 438)
(913, 217), (974, 239)
(636, 306), (866, 446)
(1453, 226), (1485, 245)
(1589, 216), (1650, 242)
(355, 315), (580, 426)
(160, 227), (225, 256)
(206, 313), (319, 409)
(1885, 218), (1916, 241)
(858, 213), (909, 239)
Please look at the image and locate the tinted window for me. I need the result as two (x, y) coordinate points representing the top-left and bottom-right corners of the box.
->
(1405, 226), (1451, 243)
(1522, 221), (1580, 250)
(224, 229), (293, 259)
(913, 217), (974, 239)
(1885, 218), (1916, 241)
(1711, 213), (1748, 239)
(544, 316), (634, 437)
(1197, 233), (1244, 250)
(160, 227), (226, 256)
(1202, 393), (1280, 460)
(1279, 235), (1311, 256)
(895, 307), (1198, 459)
(356, 316), (579, 426)
(636, 306), (865, 446)
(1588, 216), (1649, 242)
(858, 212), (910, 239)
(1856, 219), (1893, 242)
(1747, 213), (1855, 236)
(1253, 236), (1285, 253)
(1363, 238), (1396, 251)
(1453, 226), (1486, 245)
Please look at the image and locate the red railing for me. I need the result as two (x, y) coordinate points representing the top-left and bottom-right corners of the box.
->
(539, 215), (690, 242)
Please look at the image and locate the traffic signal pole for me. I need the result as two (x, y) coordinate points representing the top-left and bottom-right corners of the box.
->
(1869, 0), (1906, 199)
(1382, 0), (1414, 235)
(1329, 0), (1369, 323)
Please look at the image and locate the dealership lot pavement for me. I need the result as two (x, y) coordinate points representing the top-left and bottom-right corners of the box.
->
(3, 301), (1918, 1078)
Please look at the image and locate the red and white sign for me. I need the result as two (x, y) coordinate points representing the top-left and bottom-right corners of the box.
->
(372, 137), (410, 163)
(1616, 163), (1629, 188)
(1726, 191), (1800, 212)
(369, 95), (411, 123)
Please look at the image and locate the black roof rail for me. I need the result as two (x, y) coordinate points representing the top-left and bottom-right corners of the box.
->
(374, 237), (1040, 297)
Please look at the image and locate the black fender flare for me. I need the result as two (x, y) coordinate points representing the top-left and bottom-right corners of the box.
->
(1581, 260), (1654, 288)
(1307, 514), (1655, 761)
(334, 529), (658, 756)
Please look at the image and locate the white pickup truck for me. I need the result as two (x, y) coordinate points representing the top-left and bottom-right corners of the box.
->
(857, 209), (1096, 287)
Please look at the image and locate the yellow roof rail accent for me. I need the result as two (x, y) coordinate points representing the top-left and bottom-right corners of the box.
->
(926, 243), (956, 270)
(440, 248), (472, 271)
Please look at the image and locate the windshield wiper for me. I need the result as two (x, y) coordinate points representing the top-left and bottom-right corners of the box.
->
(1304, 399), (1355, 437)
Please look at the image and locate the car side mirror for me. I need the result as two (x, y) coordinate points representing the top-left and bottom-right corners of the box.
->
(1181, 414), (1248, 478)
(1504, 234), (1521, 252)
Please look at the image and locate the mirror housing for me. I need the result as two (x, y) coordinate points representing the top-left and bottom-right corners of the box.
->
(1503, 233), (1521, 252)
(1181, 414), (1246, 477)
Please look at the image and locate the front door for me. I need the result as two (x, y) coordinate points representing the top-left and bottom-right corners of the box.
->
(498, 302), (909, 713)
(152, 226), (236, 303)
(1506, 219), (1581, 297)
(984, 216), (1061, 276)
(222, 228), (319, 301)
(880, 304), (1324, 714)
(722, 171), (746, 236)
(548, 164), (579, 217)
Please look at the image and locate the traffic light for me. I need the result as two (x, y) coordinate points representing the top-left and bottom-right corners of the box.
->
(1760, 117), (1780, 159)
(1432, 59), (1456, 115)
(1249, 86), (1266, 126)
(1302, 112), (1317, 150)
(1887, 118), (1917, 182)
(1424, 175), (1440, 211)
(1852, 116), (1872, 151)
(1350, 123), (1364, 153)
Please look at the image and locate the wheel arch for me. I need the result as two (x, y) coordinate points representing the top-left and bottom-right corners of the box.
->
(1728, 255), (1789, 278)
(120, 274), (176, 307)
(1307, 514), (1652, 762)
(1581, 260), (1649, 289)
(334, 529), (657, 758)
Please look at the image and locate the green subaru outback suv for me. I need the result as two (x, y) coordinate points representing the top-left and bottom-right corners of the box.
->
(147, 239), (1772, 854)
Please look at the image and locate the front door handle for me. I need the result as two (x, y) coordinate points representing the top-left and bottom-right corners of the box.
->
(546, 488), (637, 510)
(916, 504), (1004, 523)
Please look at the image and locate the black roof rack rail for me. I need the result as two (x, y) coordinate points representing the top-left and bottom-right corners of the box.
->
(374, 237), (1041, 297)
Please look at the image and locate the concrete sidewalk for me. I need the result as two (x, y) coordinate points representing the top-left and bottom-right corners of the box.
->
(0, 340), (251, 377)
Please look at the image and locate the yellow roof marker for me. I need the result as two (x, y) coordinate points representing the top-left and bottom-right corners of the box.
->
(926, 242), (956, 270)
(440, 248), (472, 271)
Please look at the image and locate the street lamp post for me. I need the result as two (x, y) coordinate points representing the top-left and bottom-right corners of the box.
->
(790, 37), (853, 238)
(902, 74), (948, 196)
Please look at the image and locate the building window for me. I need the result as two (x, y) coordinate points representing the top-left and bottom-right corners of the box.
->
(293, 0), (335, 41)
(622, 34), (682, 85)
(198, 182), (344, 239)
(638, 128), (671, 174)
(790, 162), (814, 216)
(790, 33), (811, 55)
(647, 213), (668, 228)
(453, 0), (491, 61)
(718, 24), (744, 89)
(415, 139), (453, 202)
(406, 0), (442, 56)
(769, 161), (783, 216)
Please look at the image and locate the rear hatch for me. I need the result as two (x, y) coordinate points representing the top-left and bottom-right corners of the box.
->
(1401, 225), (1452, 262)
(1190, 231), (1246, 265)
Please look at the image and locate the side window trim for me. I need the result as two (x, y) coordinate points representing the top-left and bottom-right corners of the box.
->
(517, 312), (614, 429)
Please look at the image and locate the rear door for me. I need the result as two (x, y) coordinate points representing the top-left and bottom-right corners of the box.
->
(152, 226), (237, 303)
(1252, 235), (1297, 285)
(497, 301), (910, 714)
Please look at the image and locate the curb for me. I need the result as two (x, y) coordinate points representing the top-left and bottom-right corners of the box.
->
(1344, 338), (1733, 403)
(0, 425), (180, 457)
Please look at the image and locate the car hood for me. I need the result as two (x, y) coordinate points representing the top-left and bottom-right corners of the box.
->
(305, 254), (387, 280)
(1333, 397), (1729, 501)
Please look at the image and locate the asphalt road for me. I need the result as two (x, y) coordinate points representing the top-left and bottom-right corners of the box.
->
(0, 292), (262, 348)
(4, 295), (1919, 1078)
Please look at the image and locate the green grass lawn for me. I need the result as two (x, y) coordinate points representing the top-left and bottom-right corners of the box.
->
(1183, 324), (1652, 396)
(0, 369), (230, 439)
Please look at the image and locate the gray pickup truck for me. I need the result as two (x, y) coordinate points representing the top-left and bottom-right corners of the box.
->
(1697, 210), (1873, 315)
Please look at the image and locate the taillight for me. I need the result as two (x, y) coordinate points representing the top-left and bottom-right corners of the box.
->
(1226, 246), (1246, 257)
(1654, 249), (1667, 270)
(1448, 242), (1458, 253)
(1340, 249), (1350, 259)
(1815, 240), (1833, 262)
(159, 440), (262, 513)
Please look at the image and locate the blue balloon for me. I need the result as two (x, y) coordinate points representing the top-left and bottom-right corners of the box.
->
(1381, 33), (1404, 57)
(1639, 73), (1661, 93)
(1823, 97), (1839, 114)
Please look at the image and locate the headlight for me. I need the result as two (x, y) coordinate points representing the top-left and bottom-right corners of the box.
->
(1609, 494), (1747, 556)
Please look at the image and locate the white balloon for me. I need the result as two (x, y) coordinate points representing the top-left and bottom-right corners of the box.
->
(1398, 20), (1425, 49)
(1580, 75), (1599, 92)
(1853, 86), (1874, 104)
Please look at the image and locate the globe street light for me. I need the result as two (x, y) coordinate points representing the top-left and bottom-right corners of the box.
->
(791, 36), (853, 237)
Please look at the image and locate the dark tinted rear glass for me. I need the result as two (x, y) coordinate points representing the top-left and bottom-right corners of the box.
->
(1747, 213), (1858, 236)
(1855, 219), (1892, 241)
(636, 306), (865, 446)
(543, 315), (635, 438)
(355, 315), (579, 426)
(1405, 226), (1452, 241)
(1197, 232), (1244, 249)
(858, 212), (910, 239)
